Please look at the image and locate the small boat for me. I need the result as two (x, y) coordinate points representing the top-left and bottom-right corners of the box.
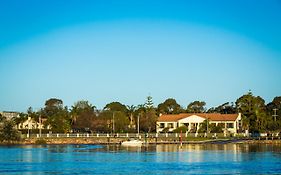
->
(121, 139), (143, 147)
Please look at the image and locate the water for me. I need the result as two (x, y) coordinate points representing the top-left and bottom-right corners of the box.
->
(0, 144), (281, 174)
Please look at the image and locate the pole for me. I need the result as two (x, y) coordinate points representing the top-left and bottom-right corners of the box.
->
(39, 115), (42, 137)
(112, 112), (115, 133)
(180, 130), (183, 148)
(206, 117), (209, 137)
(138, 114), (140, 137)
(273, 109), (278, 122)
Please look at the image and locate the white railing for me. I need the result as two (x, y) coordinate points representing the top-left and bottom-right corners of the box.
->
(22, 132), (250, 139)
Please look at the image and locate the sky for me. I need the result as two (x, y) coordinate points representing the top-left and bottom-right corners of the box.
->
(0, 0), (281, 112)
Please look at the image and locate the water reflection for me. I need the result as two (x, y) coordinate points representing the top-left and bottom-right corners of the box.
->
(0, 144), (281, 174)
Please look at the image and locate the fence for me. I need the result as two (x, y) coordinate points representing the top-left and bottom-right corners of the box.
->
(22, 132), (250, 139)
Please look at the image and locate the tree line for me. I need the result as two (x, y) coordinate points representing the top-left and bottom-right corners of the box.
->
(1, 92), (281, 135)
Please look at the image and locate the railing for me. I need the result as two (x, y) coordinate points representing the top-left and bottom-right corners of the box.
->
(22, 132), (251, 139)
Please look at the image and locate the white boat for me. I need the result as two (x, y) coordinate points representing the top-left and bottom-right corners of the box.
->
(121, 115), (143, 147)
(121, 139), (143, 147)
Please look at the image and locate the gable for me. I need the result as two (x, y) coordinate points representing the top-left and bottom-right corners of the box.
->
(178, 115), (206, 123)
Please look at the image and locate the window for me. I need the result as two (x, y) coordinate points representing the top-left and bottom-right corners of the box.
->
(227, 123), (234, 128)
(160, 123), (165, 128)
(168, 123), (174, 128)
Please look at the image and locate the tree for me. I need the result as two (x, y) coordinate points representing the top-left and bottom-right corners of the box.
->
(127, 105), (136, 129)
(0, 113), (4, 123)
(209, 124), (223, 133)
(0, 119), (21, 143)
(266, 96), (281, 131)
(45, 98), (63, 109)
(198, 119), (209, 133)
(13, 112), (28, 127)
(173, 125), (188, 133)
(157, 98), (182, 114)
(207, 102), (236, 114)
(236, 92), (268, 132)
(145, 96), (154, 109)
(103, 102), (129, 133)
(187, 101), (206, 113)
(41, 98), (70, 133)
(70, 100), (96, 132)
(104, 102), (128, 113)
(136, 97), (158, 133)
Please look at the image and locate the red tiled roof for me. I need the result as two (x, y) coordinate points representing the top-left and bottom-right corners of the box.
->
(158, 113), (239, 122)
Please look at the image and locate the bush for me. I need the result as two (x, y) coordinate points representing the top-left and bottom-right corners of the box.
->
(35, 139), (47, 144)
(173, 126), (188, 133)
(162, 127), (170, 133)
(0, 120), (21, 143)
(210, 124), (223, 133)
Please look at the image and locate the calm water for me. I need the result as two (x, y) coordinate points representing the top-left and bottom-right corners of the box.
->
(1, 144), (281, 174)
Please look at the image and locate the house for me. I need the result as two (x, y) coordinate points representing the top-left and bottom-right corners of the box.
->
(0, 111), (20, 120)
(156, 113), (242, 134)
(17, 117), (50, 130)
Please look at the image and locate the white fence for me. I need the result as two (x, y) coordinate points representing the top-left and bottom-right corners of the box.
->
(23, 132), (249, 139)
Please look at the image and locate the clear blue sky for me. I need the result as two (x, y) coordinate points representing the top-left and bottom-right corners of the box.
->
(1, 0), (281, 112)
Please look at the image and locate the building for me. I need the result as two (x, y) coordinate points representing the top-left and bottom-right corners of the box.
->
(156, 113), (242, 134)
(17, 117), (50, 130)
(0, 111), (20, 120)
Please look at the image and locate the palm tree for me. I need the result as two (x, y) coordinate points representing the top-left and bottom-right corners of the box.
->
(127, 105), (136, 129)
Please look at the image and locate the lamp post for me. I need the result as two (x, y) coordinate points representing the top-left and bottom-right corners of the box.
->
(273, 109), (278, 122)
(39, 115), (42, 137)
(112, 111), (115, 134)
(27, 116), (30, 138)
(137, 114), (140, 136)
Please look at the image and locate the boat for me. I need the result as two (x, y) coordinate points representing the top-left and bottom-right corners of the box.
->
(121, 139), (143, 147)
(121, 114), (143, 147)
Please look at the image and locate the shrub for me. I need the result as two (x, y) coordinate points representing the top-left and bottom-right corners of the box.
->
(0, 120), (21, 143)
(35, 139), (47, 144)
(162, 127), (170, 133)
(210, 124), (223, 133)
(173, 126), (188, 133)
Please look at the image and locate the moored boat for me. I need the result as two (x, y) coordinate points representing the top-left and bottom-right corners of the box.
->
(121, 139), (143, 146)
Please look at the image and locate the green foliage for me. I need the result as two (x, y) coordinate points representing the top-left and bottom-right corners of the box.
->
(135, 102), (158, 133)
(104, 102), (128, 113)
(209, 123), (223, 133)
(12, 94), (281, 135)
(100, 102), (130, 133)
(113, 111), (130, 133)
(42, 98), (71, 133)
(198, 119), (209, 133)
(207, 102), (236, 114)
(236, 92), (267, 132)
(71, 100), (96, 131)
(173, 125), (188, 133)
(127, 105), (136, 129)
(35, 139), (47, 144)
(0, 113), (4, 122)
(162, 127), (170, 133)
(145, 96), (154, 109)
(13, 112), (28, 126)
(157, 98), (182, 114)
(0, 120), (21, 143)
(187, 101), (206, 113)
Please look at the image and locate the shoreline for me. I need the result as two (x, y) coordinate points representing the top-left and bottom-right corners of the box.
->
(2, 137), (281, 145)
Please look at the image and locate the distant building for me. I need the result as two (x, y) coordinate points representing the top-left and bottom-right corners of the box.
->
(0, 111), (20, 120)
(17, 117), (50, 130)
(156, 113), (242, 134)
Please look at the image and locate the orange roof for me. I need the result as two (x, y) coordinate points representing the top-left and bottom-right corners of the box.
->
(158, 113), (239, 122)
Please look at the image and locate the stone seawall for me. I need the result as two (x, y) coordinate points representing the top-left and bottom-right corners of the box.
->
(15, 137), (281, 145)
(23, 137), (124, 144)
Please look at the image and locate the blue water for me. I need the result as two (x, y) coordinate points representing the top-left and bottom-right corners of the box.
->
(0, 144), (281, 174)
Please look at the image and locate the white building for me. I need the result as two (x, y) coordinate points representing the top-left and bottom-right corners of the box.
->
(156, 113), (242, 134)
(0, 111), (20, 120)
(17, 117), (50, 130)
